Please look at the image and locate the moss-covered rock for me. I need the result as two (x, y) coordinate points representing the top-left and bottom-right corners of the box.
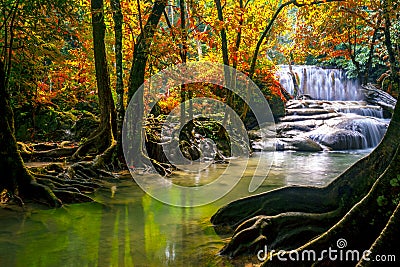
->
(70, 112), (100, 141)
(14, 105), (99, 142)
(15, 106), (77, 141)
(267, 94), (285, 120)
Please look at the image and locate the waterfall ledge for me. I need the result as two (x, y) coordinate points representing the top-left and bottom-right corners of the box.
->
(251, 100), (390, 151)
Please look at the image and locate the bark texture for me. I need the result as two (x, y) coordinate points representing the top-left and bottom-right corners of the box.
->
(72, 0), (117, 161)
(211, 97), (400, 263)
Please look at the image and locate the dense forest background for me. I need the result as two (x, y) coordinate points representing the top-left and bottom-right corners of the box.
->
(2, 0), (398, 145)
(1, 1), (400, 266)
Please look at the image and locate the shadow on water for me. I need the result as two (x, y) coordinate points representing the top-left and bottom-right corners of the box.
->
(0, 150), (371, 266)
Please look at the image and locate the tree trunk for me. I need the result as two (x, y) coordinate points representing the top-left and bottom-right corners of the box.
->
(362, 18), (381, 85)
(180, 0), (188, 125)
(0, 60), (61, 207)
(211, 92), (400, 260)
(214, 0), (232, 136)
(72, 0), (117, 161)
(126, 0), (167, 167)
(128, 0), (167, 102)
(110, 0), (126, 168)
(383, 0), (400, 89)
(288, 62), (300, 99)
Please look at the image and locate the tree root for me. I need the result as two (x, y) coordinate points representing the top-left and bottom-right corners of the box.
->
(220, 210), (341, 258)
(211, 186), (336, 233)
(53, 190), (95, 203)
(249, 145), (400, 266)
(71, 127), (112, 161)
(356, 202), (400, 267)
(27, 180), (62, 207)
(27, 160), (118, 206)
(18, 142), (78, 160)
(212, 114), (400, 262)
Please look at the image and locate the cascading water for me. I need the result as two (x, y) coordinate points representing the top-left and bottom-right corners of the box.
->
(267, 66), (391, 150)
(277, 65), (364, 101)
(326, 102), (384, 119)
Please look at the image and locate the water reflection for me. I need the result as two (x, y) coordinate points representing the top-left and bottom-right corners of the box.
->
(0, 150), (370, 266)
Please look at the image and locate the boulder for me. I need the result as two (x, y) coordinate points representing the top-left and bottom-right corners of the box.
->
(308, 127), (366, 150)
(279, 137), (323, 152)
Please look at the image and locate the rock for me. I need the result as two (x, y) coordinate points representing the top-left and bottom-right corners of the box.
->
(71, 113), (100, 141)
(362, 83), (397, 115)
(252, 137), (322, 152)
(248, 126), (276, 141)
(277, 123), (314, 133)
(308, 127), (366, 150)
(306, 116), (388, 150)
(279, 112), (341, 122)
(308, 104), (325, 109)
(248, 130), (261, 140)
(279, 137), (323, 152)
(285, 108), (330, 116)
(286, 102), (305, 109)
(267, 94), (285, 120)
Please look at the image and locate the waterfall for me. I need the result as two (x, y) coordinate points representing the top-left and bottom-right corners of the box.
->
(306, 115), (388, 150)
(250, 65), (392, 151)
(327, 102), (384, 119)
(277, 65), (364, 101)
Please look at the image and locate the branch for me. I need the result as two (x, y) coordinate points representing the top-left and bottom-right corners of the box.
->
(163, 9), (177, 41)
(136, 0), (144, 36)
(248, 0), (345, 79)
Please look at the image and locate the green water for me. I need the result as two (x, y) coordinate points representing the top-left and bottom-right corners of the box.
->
(0, 150), (371, 267)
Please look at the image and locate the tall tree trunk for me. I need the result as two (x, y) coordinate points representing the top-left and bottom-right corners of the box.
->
(128, 0), (167, 101)
(110, 0), (125, 167)
(72, 0), (117, 160)
(92, 0), (117, 139)
(0, 60), (61, 206)
(126, 0), (167, 167)
(214, 0), (232, 136)
(362, 18), (381, 85)
(383, 0), (400, 89)
(180, 0), (188, 125)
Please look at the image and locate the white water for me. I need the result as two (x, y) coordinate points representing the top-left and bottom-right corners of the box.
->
(332, 103), (384, 118)
(276, 65), (389, 150)
(277, 65), (364, 101)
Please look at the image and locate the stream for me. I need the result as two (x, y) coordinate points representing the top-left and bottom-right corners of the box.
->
(0, 149), (371, 267)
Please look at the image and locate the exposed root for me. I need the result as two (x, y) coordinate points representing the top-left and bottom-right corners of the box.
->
(18, 142), (78, 160)
(53, 190), (95, 203)
(211, 186), (335, 233)
(220, 210), (341, 258)
(212, 116), (400, 262)
(257, 145), (400, 266)
(71, 127), (112, 161)
(28, 180), (62, 207)
(27, 160), (118, 206)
